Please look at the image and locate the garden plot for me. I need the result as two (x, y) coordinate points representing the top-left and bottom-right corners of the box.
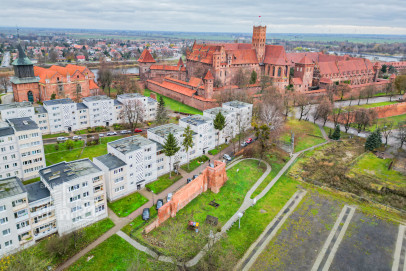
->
(250, 192), (343, 271)
(329, 211), (398, 271)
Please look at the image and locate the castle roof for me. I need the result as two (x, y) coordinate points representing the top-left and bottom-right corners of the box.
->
(204, 70), (214, 80)
(299, 55), (314, 65)
(12, 44), (33, 66)
(177, 57), (184, 68)
(138, 49), (156, 63)
(263, 45), (288, 65)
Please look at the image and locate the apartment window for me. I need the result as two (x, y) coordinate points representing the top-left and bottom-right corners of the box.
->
(84, 202), (90, 207)
(3, 156), (7, 161)
(145, 172), (152, 177)
(5, 165), (9, 169)
(0, 217), (8, 224)
(158, 166), (164, 170)
(70, 195), (81, 202)
(2, 229), (10, 236)
(83, 191), (89, 198)
(16, 220), (29, 229)
(12, 198), (26, 207)
(13, 163), (17, 167)
(18, 135), (28, 140)
(4, 240), (12, 247)
(95, 205), (105, 213)
(1, 147), (5, 152)
(72, 216), (82, 223)
(11, 154), (16, 159)
(145, 164), (151, 169)
(85, 212), (91, 217)
(82, 181), (88, 187)
(0, 205), (5, 212)
(114, 168), (123, 174)
(71, 206), (82, 213)
(68, 184), (80, 192)
(14, 209), (28, 219)
(114, 186), (124, 193)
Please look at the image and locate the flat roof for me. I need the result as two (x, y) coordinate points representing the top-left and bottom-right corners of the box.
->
(0, 126), (14, 137)
(94, 153), (126, 170)
(223, 100), (252, 108)
(0, 101), (32, 111)
(148, 123), (185, 138)
(0, 177), (26, 200)
(108, 135), (154, 154)
(180, 115), (212, 126)
(83, 95), (112, 102)
(43, 98), (74, 106)
(117, 93), (145, 99)
(7, 117), (38, 131)
(76, 103), (88, 110)
(35, 106), (48, 114)
(148, 97), (158, 104)
(114, 100), (122, 106)
(39, 159), (101, 188)
(25, 181), (50, 203)
(203, 107), (233, 116)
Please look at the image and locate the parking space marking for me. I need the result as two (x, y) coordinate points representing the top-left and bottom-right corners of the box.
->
(311, 205), (356, 271)
(392, 225), (406, 271)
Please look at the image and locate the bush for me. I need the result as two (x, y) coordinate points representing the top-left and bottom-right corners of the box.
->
(54, 144), (59, 151)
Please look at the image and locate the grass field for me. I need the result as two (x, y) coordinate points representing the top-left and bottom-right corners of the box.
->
(208, 143), (229, 155)
(45, 136), (123, 165)
(132, 159), (266, 259)
(180, 155), (209, 172)
(281, 119), (325, 152)
(145, 172), (182, 194)
(143, 89), (203, 115)
(42, 132), (69, 139)
(353, 101), (398, 109)
(108, 192), (149, 217)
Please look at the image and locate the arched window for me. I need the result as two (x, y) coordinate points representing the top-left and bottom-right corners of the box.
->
(277, 67), (282, 77)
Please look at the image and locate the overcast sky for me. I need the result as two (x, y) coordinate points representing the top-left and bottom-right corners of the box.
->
(2, 0), (406, 34)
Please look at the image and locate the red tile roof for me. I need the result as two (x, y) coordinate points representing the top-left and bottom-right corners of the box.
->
(299, 55), (314, 65)
(292, 78), (303, 85)
(286, 52), (320, 65)
(319, 77), (333, 84)
(226, 49), (258, 64)
(204, 70), (214, 80)
(187, 44), (222, 64)
(150, 64), (184, 71)
(263, 45), (288, 65)
(177, 57), (184, 68)
(89, 80), (99, 89)
(188, 77), (203, 87)
(138, 49), (156, 63)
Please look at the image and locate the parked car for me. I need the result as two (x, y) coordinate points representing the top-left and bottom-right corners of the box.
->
(106, 131), (117, 136)
(241, 142), (248, 147)
(192, 175), (198, 180)
(142, 208), (150, 220)
(223, 153), (232, 161)
(72, 136), (82, 140)
(187, 178), (192, 184)
(120, 130), (130, 134)
(167, 193), (173, 202)
(99, 133), (105, 137)
(134, 128), (143, 133)
(246, 138), (253, 144)
(57, 137), (68, 142)
(156, 199), (164, 210)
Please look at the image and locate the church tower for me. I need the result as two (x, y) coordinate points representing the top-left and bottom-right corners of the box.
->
(252, 25), (266, 63)
(10, 44), (40, 102)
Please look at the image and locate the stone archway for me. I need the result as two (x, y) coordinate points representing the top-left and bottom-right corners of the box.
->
(27, 91), (34, 102)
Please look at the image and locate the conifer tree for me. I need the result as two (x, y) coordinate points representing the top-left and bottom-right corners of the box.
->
(163, 132), (180, 178)
(213, 111), (226, 149)
(182, 125), (194, 170)
(365, 129), (382, 151)
(156, 96), (168, 124)
(331, 125), (341, 140)
(249, 70), (257, 84)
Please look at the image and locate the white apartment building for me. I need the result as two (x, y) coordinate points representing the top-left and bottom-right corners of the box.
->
(147, 123), (200, 171)
(82, 96), (115, 127)
(116, 93), (157, 122)
(76, 103), (90, 130)
(203, 107), (238, 145)
(43, 99), (78, 134)
(222, 101), (253, 132)
(0, 117), (45, 181)
(0, 102), (35, 121)
(39, 159), (107, 235)
(0, 177), (34, 257)
(179, 115), (215, 155)
(34, 106), (50, 134)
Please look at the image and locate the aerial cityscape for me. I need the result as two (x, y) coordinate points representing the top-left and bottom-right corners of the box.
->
(0, 1), (406, 270)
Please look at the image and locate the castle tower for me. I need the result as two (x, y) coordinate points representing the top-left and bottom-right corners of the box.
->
(203, 70), (214, 99)
(252, 25), (266, 63)
(138, 49), (156, 81)
(10, 44), (40, 102)
(293, 55), (315, 92)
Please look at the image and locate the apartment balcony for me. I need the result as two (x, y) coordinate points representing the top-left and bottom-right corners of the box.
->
(17, 225), (32, 235)
(12, 202), (29, 212)
(18, 232), (33, 245)
(15, 213), (29, 223)
(30, 205), (55, 218)
(32, 213), (56, 227)
(93, 185), (104, 195)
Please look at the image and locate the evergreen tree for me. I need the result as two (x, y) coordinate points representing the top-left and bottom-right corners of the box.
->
(330, 125), (341, 140)
(213, 111), (226, 149)
(163, 132), (180, 178)
(249, 70), (257, 84)
(156, 96), (168, 124)
(365, 129), (382, 151)
(182, 125), (194, 170)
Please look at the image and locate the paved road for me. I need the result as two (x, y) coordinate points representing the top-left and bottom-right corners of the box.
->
(1, 51), (10, 67)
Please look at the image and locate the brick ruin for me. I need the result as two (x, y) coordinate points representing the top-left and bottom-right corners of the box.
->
(144, 160), (227, 234)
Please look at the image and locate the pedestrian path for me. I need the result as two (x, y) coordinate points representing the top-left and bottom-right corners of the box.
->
(311, 205), (356, 271)
(392, 224), (406, 271)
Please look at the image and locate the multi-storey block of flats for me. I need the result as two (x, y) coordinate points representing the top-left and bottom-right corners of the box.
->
(0, 117), (45, 181)
(179, 114), (216, 155)
(0, 95), (158, 135)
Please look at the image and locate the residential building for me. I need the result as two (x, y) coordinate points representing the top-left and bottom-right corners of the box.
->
(0, 102), (35, 121)
(43, 98), (77, 133)
(34, 106), (50, 134)
(222, 101), (253, 132)
(116, 93), (157, 122)
(203, 107), (238, 145)
(82, 96), (115, 127)
(179, 115), (215, 155)
(76, 103), (90, 130)
(39, 159), (107, 235)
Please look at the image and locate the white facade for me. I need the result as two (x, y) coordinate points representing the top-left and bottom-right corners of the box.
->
(203, 107), (238, 146)
(43, 99), (78, 134)
(83, 96), (115, 127)
(222, 101), (253, 133)
(0, 102), (35, 121)
(179, 115), (215, 155)
(34, 107), (50, 135)
(116, 93), (157, 122)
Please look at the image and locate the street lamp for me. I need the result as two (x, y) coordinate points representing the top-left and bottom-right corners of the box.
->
(151, 190), (155, 205)
(237, 212), (243, 229)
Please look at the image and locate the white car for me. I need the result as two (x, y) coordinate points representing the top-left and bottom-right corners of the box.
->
(167, 193), (173, 202)
(106, 132), (117, 136)
(223, 154), (232, 161)
(72, 136), (82, 140)
(99, 133), (105, 137)
(120, 130), (130, 134)
(57, 137), (68, 142)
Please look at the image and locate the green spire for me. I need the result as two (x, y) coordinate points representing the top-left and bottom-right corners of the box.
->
(12, 44), (33, 66)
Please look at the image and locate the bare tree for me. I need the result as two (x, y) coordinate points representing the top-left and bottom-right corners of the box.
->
(120, 99), (145, 134)
(353, 108), (377, 132)
(380, 120), (394, 146)
(296, 93), (311, 121)
(233, 68), (249, 88)
(396, 121), (406, 148)
(98, 61), (113, 96)
(0, 74), (10, 93)
(365, 85), (376, 104)
(259, 91), (285, 131)
(114, 69), (141, 95)
(282, 90), (293, 118)
(314, 98), (333, 126)
(331, 106), (343, 126)
(342, 107), (355, 133)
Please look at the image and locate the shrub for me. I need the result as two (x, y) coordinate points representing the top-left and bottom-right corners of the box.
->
(54, 144), (59, 151)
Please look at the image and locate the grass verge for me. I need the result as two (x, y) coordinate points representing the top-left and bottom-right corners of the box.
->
(108, 192), (149, 217)
(180, 155), (209, 173)
(145, 172), (182, 194)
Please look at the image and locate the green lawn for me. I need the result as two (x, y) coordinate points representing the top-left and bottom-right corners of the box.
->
(73, 129), (89, 135)
(350, 152), (406, 190)
(143, 88), (203, 115)
(42, 132), (69, 139)
(133, 159), (266, 259)
(108, 192), (149, 217)
(359, 114), (406, 132)
(145, 172), (182, 194)
(180, 155), (209, 173)
(5, 218), (115, 270)
(281, 119), (326, 152)
(67, 234), (171, 271)
(208, 143), (229, 155)
(45, 136), (124, 165)
(22, 177), (41, 185)
(344, 101), (398, 111)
